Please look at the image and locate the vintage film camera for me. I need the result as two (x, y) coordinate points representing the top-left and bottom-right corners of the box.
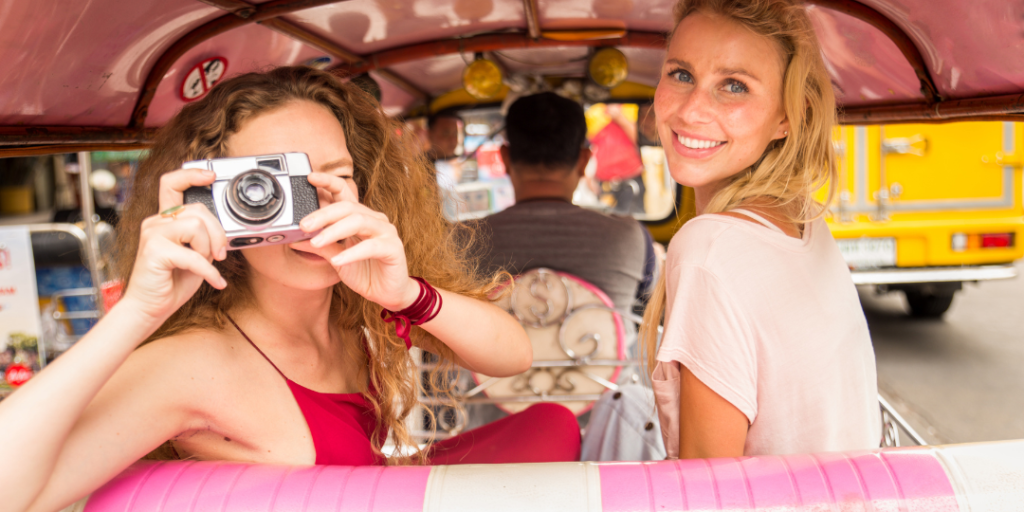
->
(182, 153), (320, 249)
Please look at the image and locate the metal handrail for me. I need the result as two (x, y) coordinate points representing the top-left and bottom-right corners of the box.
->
(419, 394), (605, 406)
(49, 287), (102, 320)
(879, 394), (928, 447)
(26, 223), (105, 368)
(52, 311), (102, 320)
(417, 359), (639, 371)
(77, 151), (107, 317)
(27, 222), (89, 245)
(50, 287), (99, 299)
(39, 288), (102, 367)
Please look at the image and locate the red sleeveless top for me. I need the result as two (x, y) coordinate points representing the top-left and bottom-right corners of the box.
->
(227, 316), (386, 466)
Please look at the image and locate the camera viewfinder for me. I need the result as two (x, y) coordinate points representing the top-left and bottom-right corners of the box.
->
(257, 158), (283, 172)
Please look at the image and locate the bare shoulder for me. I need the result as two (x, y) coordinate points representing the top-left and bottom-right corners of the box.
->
(119, 326), (245, 401)
(133, 326), (237, 367)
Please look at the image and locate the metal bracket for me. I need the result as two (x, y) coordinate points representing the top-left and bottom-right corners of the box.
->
(882, 134), (928, 156)
(981, 151), (1024, 168)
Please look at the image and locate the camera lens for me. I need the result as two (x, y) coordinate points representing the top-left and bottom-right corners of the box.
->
(226, 169), (283, 223)
(244, 183), (267, 202)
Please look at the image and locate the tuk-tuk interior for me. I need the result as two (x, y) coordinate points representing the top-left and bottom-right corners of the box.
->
(2, 0), (1024, 510)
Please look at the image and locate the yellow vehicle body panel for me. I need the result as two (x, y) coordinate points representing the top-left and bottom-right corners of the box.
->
(827, 217), (1024, 267)
(823, 121), (1024, 271)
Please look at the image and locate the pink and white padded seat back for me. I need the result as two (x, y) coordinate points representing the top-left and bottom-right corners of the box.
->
(80, 439), (1024, 511)
(475, 268), (627, 416)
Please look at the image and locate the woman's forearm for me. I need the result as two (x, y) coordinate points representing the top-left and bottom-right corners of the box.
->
(420, 289), (532, 377)
(0, 300), (161, 512)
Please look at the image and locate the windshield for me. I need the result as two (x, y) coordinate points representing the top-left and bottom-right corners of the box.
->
(421, 101), (676, 223)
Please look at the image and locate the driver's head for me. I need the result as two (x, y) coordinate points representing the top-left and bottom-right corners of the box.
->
(502, 92), (591, 201)
(505, 92), (587, 172)
(427, 110), (462, 159)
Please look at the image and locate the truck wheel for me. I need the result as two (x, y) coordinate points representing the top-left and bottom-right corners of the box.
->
(904, 290), (956, 318)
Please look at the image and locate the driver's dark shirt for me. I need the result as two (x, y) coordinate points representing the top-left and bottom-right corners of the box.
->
(469, 199), (648, 310)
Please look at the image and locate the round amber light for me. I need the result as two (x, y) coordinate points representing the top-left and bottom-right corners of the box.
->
(588, 47), (629, 89)
(463, 59), (503, 99)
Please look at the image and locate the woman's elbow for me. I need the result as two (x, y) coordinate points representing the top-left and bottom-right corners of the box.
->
(511, 331), (533, 374)
(494, 326), (533, 377)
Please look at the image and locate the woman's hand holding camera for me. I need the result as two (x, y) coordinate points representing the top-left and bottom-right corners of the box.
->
(120, 169), (229, 323)
(297, 172), (420, 312)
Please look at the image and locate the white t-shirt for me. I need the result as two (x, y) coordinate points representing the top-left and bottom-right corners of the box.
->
(652, 212), (881, 457)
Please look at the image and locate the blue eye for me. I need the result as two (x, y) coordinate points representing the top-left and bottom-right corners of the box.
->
(726, 80), (749, 94)
(669, 69), (694, 83)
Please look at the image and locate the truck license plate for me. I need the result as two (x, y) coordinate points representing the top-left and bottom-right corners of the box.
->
(836, 237), (896, 269)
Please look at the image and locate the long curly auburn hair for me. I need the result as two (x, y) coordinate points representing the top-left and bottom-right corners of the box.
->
(116, 66), (501, 464)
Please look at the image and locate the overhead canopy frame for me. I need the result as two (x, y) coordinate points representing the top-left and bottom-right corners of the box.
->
(2, 0), (1023, 157)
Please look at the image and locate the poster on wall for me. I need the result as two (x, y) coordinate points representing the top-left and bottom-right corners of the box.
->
(0, 226), (42, 398)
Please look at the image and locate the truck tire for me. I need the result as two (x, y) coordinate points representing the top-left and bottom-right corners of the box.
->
(904, 290), (956, 318)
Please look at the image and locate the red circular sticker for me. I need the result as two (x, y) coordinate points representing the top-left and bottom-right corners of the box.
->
(5, 364), (33, 387)
(180, 57), (228, 102)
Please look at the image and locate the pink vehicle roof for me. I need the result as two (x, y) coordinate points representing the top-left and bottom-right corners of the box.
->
(0, 0), (1022, 155)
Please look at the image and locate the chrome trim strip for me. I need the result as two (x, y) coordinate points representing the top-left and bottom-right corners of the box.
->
(1004, 122), (1017, 218)
(1004, 121), (1015, 154)
(877, 125), (889, 220)
(856, 126), (868, 208)
(851, 264), (1017, 285)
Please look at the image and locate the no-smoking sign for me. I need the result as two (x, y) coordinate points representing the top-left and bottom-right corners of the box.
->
(180, 57), (228, 102)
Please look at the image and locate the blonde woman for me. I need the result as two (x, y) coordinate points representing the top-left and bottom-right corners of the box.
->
(0, 67), (580, 512)
(642, 0), (881, 459)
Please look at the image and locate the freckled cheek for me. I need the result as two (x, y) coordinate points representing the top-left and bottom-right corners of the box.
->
(653, 87), (681, 136)
(720, 105), (768, 144)
(653, 85), (672, 113)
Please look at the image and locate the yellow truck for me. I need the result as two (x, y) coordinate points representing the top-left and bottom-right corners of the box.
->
(827, 122), (1024, 317)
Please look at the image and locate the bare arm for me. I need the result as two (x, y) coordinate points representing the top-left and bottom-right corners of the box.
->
(0, 168), (229, 511)
(298, 172), (532, 377)
(23, 317), (205, 512)
(0, 304), (168, 512)
(417, 289), (531, 376)
(677, 365), (748, 459)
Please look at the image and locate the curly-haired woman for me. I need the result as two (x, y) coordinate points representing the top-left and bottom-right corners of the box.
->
(641, 0), (881, 459)
(0, 67), (580, 512)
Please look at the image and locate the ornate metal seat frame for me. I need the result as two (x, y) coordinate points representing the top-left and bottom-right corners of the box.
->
(410, 268), (641, 439)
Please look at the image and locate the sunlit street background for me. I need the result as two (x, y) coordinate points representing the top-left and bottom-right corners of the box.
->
(867, 259), (1024, 445)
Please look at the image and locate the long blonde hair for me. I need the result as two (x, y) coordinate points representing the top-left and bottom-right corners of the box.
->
(641, 0), (838, 372)
(116, 66), (501, 464)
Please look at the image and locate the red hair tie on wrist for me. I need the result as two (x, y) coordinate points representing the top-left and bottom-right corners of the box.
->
(380, 277), (442, 350)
